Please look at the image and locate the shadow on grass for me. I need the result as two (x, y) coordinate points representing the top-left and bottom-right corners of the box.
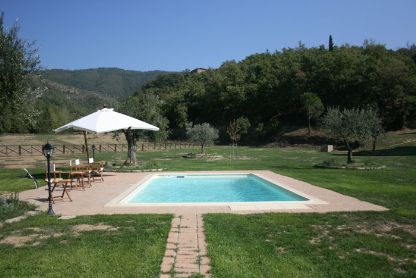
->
(272, 165), (314, 170)
(355, 146), (416, 156)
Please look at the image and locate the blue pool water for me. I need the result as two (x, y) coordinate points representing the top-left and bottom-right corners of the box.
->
(127, 174), (307, 203)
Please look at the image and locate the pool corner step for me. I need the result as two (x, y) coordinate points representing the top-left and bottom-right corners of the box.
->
(228, 203), (311, 211)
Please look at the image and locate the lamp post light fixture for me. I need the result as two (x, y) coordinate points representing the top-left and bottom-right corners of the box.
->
(42, 142), (55, 216)
(92, 144), (96, 161)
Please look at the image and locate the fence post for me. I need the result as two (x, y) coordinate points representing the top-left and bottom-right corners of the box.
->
(99, 144), (102, 152)
(114, 144), (117, 152)
(18, 145), (21, 156)
(141, 143), (144, 151)
(82, 145), (85, 153)
(63, 145), (66, 154)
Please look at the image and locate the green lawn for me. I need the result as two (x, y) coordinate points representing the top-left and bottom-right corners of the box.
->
(1, 139), (416, 277)
(0, 214), (172, 277)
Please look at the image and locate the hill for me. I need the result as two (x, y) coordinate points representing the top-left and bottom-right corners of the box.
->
(42, 67), (169, 100)
(30, 68), (170, 132)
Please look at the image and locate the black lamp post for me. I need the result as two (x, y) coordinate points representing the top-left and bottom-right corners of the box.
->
(42, 142), (55, 216)
(92, 144), (96, 161)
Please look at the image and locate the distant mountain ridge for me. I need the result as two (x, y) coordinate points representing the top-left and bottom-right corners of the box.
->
(42, 67), (170, 100)
(31, 67), (170, 132)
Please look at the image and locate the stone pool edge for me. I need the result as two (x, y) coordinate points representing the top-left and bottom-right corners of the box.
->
(104, 171), (328, 209)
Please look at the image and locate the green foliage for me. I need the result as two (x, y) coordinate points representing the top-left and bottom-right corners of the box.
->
(302, 92), (324, 135)
(322, 107), (384, 163)
(186, 123), (219, 153)
(227, 117), (251, 145)
(0, 13), (41, 133)
(120, 92), (170, 142)
(302, 92), (324, 119)
(135, 42), (416, 143)
(119, 92), (169, 164)
(0, 192), (34, 221)
(328, 34), (334, 51)
(42, 68), (168, 100)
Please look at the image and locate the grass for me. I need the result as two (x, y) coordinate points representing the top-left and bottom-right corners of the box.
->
(0, 132), (415, 277)
(0, 214), (172, 277)
(0, 169), (40, 192)
(204, 212), (416, 277)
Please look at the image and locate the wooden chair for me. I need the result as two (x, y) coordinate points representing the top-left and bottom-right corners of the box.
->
(89, 162), (104, 182)
(44, 169), (72, 203)
(69, 165), (88, 190)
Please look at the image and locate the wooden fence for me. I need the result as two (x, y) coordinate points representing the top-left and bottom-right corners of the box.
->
(0, 142), (197, 157)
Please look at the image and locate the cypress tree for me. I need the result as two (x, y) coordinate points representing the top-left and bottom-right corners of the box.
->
(328, 35), (334, 51)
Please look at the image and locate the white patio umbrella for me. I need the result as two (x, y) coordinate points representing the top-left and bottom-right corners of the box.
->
(54, 108), (159, 159)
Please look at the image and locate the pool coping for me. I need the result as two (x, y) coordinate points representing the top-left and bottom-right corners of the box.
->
(105, 172), (328, 208)
(19, 170), (388, 215)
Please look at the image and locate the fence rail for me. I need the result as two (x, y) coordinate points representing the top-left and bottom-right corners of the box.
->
(0, 142), (197, 157)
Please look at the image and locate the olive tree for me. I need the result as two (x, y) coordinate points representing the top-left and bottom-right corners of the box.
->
(0, 13), (41, 132)
(302, 92), (324, 136)
(186, 123), (219, 154)
(119, 92), (169, 165)
(322, 107), (382, 164)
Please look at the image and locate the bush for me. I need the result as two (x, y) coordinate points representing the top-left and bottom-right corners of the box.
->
(0, 193), (34, 221)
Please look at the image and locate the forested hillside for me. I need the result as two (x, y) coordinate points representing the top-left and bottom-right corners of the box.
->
(128, 42), (416, 143)
(43, 68), (167, 99)
(28, 68), (169, 133)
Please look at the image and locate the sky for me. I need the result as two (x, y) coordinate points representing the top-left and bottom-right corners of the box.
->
(2, 0), (416, 71)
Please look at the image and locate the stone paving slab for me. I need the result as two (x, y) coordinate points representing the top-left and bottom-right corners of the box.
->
(160, 213), (211, 278)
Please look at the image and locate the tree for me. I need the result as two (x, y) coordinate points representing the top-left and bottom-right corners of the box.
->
(302, 92), (324, 136)
(110, 40), (416, 144)
(328, 35), (334, 51)
(186, 123), (219, 154)
(365, 107), (384, 151)
(322, 107), (375, 164)
(119, 92), (169, 165)
(0, 13), (41, 132)
(227, 117), (250, 158)
(227, 117), (250, 146)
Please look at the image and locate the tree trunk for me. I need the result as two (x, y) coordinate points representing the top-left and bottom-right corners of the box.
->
(124, 129), (137, 165)
(372, 137), (377, 152)
(307, 105), (311, 136)
(83, 131), (90, 161)
(345, 140), (353, 164)
(347, 148), (353, 164)
(201, 143), (204, 154)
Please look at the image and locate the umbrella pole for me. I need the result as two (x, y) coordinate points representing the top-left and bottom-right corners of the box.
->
(83, 131), (90, 161)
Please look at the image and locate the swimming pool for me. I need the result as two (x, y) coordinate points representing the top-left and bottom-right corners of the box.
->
(124, 174), (308, 203)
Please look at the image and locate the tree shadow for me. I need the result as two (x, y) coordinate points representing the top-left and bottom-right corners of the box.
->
(277, 134), (337, 146)
(398, 131), (416, 135)
(271, 165), (313, 170)
(355, 146), (416, 156)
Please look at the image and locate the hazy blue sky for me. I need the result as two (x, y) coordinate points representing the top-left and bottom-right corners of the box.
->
(2, 0), (415, 71)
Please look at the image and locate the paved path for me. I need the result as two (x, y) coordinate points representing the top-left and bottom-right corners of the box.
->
(160, 213), (210, 278)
